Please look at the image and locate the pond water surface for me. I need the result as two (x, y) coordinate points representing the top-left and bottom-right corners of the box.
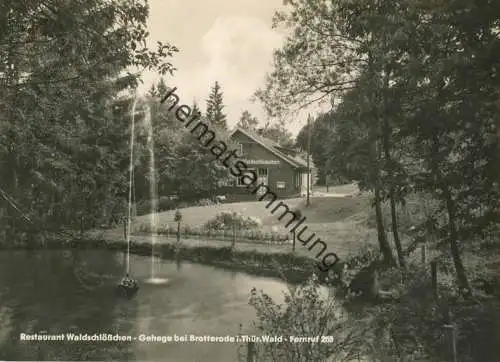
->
(0, 249), (289, 361)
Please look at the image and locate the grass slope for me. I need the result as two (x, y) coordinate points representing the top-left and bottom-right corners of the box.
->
(129, 184), (376, 259)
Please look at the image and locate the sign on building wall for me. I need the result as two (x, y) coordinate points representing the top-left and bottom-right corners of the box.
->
(241, 159), (280, 165)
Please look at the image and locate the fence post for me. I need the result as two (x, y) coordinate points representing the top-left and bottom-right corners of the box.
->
(431, 260), (438, 300)
(175, 252), (182, 271)
(292, 209), (302, 252)
(247, 341), (255, 362)
(232, 224), (236, 249)
(176, 222), (180, 243)
(444, 308), (458, 362)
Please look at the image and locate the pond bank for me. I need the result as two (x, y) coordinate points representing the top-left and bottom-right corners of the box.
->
(0, 233), (343, 286)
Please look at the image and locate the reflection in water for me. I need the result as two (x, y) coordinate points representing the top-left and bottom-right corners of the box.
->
(0, 250), (288, 361)
(144, 255), (169, 285)
(144, 277), (169, 285)
(176, 257), (182, 272)
(0, 249), (135, 361)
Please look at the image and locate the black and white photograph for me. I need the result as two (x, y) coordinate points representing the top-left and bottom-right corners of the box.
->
(0, 0), (500, 361)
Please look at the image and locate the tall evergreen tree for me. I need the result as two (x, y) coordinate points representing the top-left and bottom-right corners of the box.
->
(205, 81), (227, 130)
(157, 78), (168, 98)
(191, 100), (202, 117)
(148, 83), (158, 97)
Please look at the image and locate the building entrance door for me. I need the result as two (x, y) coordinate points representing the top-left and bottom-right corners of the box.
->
(256, 168), (268, 195)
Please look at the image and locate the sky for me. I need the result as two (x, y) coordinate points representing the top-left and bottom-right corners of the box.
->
(139, 0), (320, 136)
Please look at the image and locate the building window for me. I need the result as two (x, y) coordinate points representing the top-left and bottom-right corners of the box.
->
(256, 168), (268, 189)
(236, 142), (244, 157)
(276, 181), (285, 189)
(218, 178), (235, 187)
(237, 169), (255, 187)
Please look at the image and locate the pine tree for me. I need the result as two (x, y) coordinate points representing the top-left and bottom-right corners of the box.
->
(205, 81), (227, 130)
(157, 78), (168, 98)
(148, 83), (158, 97)
(191, 100), (202, 117)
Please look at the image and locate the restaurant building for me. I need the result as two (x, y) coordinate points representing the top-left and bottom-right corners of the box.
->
(219, 127), (312, 200)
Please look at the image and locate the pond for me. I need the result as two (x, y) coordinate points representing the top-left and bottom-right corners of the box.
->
(0, 249), (290, 361)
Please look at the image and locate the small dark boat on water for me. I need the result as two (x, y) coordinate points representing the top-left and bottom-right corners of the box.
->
(116, 274), (139, 298)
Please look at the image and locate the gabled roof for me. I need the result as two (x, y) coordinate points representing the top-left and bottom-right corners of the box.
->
(230, 127), (308, 169)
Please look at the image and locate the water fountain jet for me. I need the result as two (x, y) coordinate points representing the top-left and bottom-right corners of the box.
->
(141, 97), (168, 285)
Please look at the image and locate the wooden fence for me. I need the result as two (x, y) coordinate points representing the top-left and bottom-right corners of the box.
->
(133, 222), (293, 246)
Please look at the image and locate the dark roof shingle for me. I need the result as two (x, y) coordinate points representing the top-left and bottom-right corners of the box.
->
(231, 127), (308, 169)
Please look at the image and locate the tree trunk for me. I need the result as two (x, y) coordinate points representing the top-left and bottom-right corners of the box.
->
(382, 114), (405, 268)
(389, 195), (405, 268)
(369, 114), (396, 266)
(382, 69), (406, 268)
(430, 133), (471, 296)
(374, 181), (396, 266)
(371, 130), (395, 265)
(366, 52), (396, 266)
(495, 95), (500, 229)
(442, 183), (471, 296)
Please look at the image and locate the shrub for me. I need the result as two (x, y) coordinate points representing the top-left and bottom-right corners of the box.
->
(243, 274), (366, 361)
(204, 211), (262, 230)
(177, 201), (190, 209)
(196, 198), (215, 207)
(135, 200), (151, 216)
(158, 196), (178, 212)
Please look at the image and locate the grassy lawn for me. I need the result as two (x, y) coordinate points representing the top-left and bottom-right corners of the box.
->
(133, 197), (304, 231)
(312, 183), (359, 196)
(295, 194), (376, 258)
(133, 184), (364, 229)
(116, 184), (377, 260)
